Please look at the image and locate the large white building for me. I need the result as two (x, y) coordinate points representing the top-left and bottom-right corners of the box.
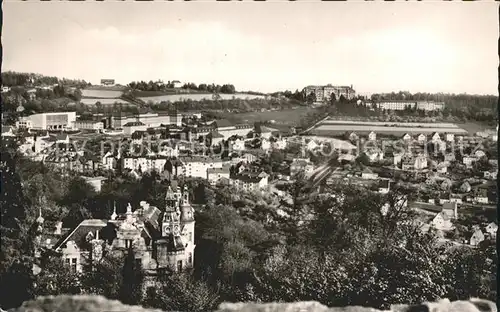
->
(376, 101), (445, 111)
(303, 85), (356, 103)
(16, 112), (77, 130)
(73, 120), (104, 131)
(178, 156), (226, 179)
(112, 112), (182, 129)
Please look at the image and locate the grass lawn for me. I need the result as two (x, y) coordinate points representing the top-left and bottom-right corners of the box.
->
(219, 106), (318, 127)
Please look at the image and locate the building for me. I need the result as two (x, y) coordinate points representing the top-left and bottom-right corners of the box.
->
(112, 112), (182, 129)
(469, 229), (485, 246)
(211, 120), (253, 139)
(378, 179), (391, 194)
(123, 121), (148, 136)
(462, 156), (478, 169)
(431, 212), (454, 231)
(445, 133), (455, 142)
(230, 171), (269, 192)
(290, 158), (315, 177)
(178, 156), (225, 179)
(207, 166), (231, 186)
(271, 137), (288, 150)
(16, 112), (77, 130)
(368, 131), (377, 141)
(100, 79), (115, 86)
(431, 132), (441, 142)
(2, 126), (16, 137)
(74, 120), (104, 131)
(229, 139), (246, 151)
(376, 101), (444, 111)
(417, 134), (427, 143)
(361, 168), (378, 180)
(402, 133), (412, 141)
(82, 176), (107, 193)
(208, 131), (225, 146)
(485, 222), (497, 238)
(44, 185), (195, 278)
(442, 202), (458, 220)
(303, 84), (356, 103)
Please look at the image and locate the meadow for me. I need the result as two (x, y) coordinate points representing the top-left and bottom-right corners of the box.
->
(220, 106), (316, 127)
(311, 119), (468, 136)
(80, 98), (131, 105)
(139, 93), (266, 103)
(81, 89), (124, 98)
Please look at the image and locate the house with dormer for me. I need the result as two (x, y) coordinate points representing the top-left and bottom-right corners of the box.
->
(41, 185), (196, 278)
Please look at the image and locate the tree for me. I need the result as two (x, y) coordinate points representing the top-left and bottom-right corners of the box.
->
(0, 149), (35, 309)
(35, 254), (80, 296)
(306, 92), (316, 104)
(144, 272), (219, 312)
(119, 247), (144, 305)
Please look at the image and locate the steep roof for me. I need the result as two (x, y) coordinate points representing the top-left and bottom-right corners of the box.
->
(53, 219), (108, 251)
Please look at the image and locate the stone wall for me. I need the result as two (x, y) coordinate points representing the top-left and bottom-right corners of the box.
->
(7, 295), (497, 312)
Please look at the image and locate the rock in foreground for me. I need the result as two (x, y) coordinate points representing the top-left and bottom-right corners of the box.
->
(7, 295), (497, 312)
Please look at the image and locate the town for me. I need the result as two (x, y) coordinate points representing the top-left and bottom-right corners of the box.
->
(1, 72), (497, 311)
(1, 3), (498, 312)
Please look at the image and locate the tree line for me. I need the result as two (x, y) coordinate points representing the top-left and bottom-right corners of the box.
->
(1, 71), (88, 88)
(127, 80), (236, 94)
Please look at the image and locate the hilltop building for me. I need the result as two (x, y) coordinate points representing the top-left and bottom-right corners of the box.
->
(16, 112), (77, 130)
(303, 84), (356, 103)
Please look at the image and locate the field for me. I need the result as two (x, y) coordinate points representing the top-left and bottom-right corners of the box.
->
(219, 106), (316, 127)
(80, 98), (131, 105)
(139, 93), (266, 103)
(81, 89), (124, 98)
(311, 118), (468, 136)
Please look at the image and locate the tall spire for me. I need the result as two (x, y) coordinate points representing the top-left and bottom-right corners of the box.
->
(36, 207), (44, 224)
(111, 201), (117, 220)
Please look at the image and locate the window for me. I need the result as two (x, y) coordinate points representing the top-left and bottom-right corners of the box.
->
(177, 260), (183, 272)
(188, 253), (192, 265)
(70, 258), (77, 273)
(125, 239), (133, 249)
(135, 258), (142, 268)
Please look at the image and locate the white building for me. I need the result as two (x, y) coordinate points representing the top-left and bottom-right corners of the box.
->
(16, 112), (77, 130)
(261, 138), (272, 151)
(417, 134), (427, 143)
(179, 156), (225, 179)
(230, 139), (246, 151)
(123, 121), (148, 136)
(82, 176), (107, 193)
(431, 212), (454, 231)
(230, 172), (269, 192)
(272, 138), (288, 150)
(368, 131), (377, 141)
(445, 133), (455, 142)
(402, 133), (412, 141)
(431, 132), (441, 142)
(462, 156), (478, 169)
(207, 166), (231, 185)
(74, 120), (104, 131)
(469, 229), (485, 246)
(485, 222), (497, 237)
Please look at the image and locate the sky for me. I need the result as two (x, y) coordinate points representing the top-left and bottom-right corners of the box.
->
(2, 2), (499, 95)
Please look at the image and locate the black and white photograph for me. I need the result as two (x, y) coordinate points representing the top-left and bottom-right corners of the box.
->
(0, 2), (498, 312)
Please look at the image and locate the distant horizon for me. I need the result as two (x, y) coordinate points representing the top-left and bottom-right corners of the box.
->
(3, 2), (498, 96)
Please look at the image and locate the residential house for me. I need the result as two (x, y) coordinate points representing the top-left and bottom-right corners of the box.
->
(431, 132), (441, 142)
(1, 126), (16, 137)
(207, 166), (231, 186)
(469, 229), (485, 246)
(442, 202), (458, 220)
(449, 194), (463, 204)
(305, 140), (319, 151)
(366, 149), (384, 162)
(82, 176), (107, 193)
(485, 222), (498, 238)
(241, 153), (257, 164)
(348, 132), (359, 142)
(368, 131), (377, 141)
(402, 133), (412, 141)
(462, 156), (477, 169)
(290, 158), (315, 177)
(473, 188), (489, 204)
(261, 138), (271, 151)
(257, 126), (275, 140)
(230, 139), (246, 152)
(271, 137), (287, 150)
(178, 156), (225, 179)
(378, 179), (391, 194)
(459, 181), (472, 193)
(338, 153), (356, 163)
(484, 170), (498, 180)
(444, 153), (455, 162)
(230, 171), (269, 192)
(361, 168), (378, 180)
(417, 134), (427, 143)
(415, 155), (428, 170)
(474, 150), (486, 159)
(46, 185), (195, 277)
(445, 133), (455, 142)
(431, 212), (454, 231)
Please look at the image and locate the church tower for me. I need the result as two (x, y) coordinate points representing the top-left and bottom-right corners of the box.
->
(180, 184), (195, 268)
(162, 186), (181, 237)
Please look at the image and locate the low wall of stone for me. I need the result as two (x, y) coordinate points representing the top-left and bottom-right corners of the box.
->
(7, 295), (497, 312)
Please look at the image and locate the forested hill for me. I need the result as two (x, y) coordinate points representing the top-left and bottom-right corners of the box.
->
(1, 71), (89, 87)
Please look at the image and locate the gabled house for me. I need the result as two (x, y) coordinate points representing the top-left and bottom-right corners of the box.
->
(431, 212), (454, 231)
(445, 133), (455, 142)
(417, 134), (427, 143)
(305, 140), (319, 151)
(459, 181), (472, 193)
(348, 132), (359, 142)
(431, 132), (441, 142)
(469, 229), (485, 246)
(402, 133), (412, 141)
(1, 126), (16, 137)
(485, 222), (498, 237)
(361, 167), (378, 180)
(368, 131), (377, 141)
